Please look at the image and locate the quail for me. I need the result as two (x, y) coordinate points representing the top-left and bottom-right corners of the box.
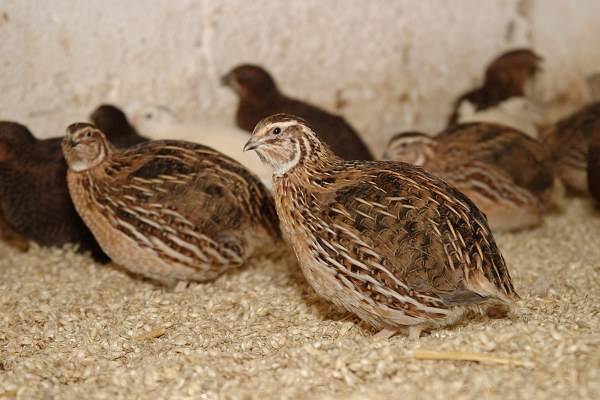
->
(63, 123), (281, 286)
(383, 123), (556, 231)
(448, 49), (543, 138)
(90, 104), (148, 147)
(244, 114), (518, 338)
(587, 112), (600, 202)
(221, 64), (373, 160)
(541, 101), (600, 194)
(0, 121), (107, 260)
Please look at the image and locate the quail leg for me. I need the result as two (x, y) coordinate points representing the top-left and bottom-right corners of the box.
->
(408, 325), (424, 340)
(374, 327), (399, 339)
(173, 281), (189, 292)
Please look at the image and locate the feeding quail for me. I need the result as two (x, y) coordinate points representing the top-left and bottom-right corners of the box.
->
(90, 104), (148, 147)
(221, 64), (373, 160)
(541, 101), (600, 194)
(448, 49), (543, 138)
(0, 121), (107, 260)
(383, 123), (556, 231)
(63, 123), (281, 286)
(244, 114), (517, 338)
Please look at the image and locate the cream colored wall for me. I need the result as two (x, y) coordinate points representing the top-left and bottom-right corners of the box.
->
(2, 0), (599, 154)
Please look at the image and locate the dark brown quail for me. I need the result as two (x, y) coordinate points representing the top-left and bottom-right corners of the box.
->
(589, 125), (600, 203)
(63, 123), (281, 286)
(448, 49), (543, 138)
(383, 123), (556, 231)
(90, 104), (148, 148)
(221, 64), (373, 160)
(244, 114), (518, 338)
(0, 121), (107, 260)
(541, 101), (600, 194)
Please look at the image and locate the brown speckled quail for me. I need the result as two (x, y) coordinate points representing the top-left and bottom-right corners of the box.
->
(90, 104), (148, 148)
(221, 64), (373, 160)
(383, 123), (556, 231)
(448, 49), (543, 138)
(541, 101), (600, 195)
(63, 123), (281, 286)
(244, 114), (518, 338)
(0, 121), (107, 260)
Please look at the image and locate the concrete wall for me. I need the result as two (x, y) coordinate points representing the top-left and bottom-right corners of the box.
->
(1, 0), (599, 154)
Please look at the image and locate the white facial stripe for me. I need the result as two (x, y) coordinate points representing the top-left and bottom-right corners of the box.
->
(271, 120), (299, 130)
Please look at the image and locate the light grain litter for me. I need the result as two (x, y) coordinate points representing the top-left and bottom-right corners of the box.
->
(1, 198), (599, 399)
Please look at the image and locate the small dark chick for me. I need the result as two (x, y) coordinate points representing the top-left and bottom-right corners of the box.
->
(0, 121), (108, 261)
(448, 49), (543, 135)
(90, 104), (148, 148)
(221, 64), (373, 160)
(0, 110), (148, 261)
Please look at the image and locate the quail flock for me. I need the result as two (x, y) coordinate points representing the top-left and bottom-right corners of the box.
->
(383, 122), (556, 231)
(2, 46), (600, 338)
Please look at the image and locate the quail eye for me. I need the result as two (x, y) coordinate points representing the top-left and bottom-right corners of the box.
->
(272, 127), (281, 135)
(85, 131), (92, 138)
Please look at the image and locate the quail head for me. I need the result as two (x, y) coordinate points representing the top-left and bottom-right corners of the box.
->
(89, 104), (148, 148)
(244, 114), (518, 338)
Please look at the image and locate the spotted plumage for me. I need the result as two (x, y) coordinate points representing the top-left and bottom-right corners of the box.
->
(245, 114), (517, 338)
(222, 64), (373, 160)
(541, 101), (600, 194)
(448, 49), (543, 138)
(63, 123), (280, 286)
(383, 123), (556, 231)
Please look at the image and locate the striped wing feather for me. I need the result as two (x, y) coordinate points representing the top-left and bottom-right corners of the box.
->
(305, 162), (515, 314)
(90, 141), (279, 270)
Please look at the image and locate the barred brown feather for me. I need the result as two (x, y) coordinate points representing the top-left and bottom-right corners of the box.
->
(542, 101), (600, 194)
(246, 114), (518, 338)
(384, 123), (556, 232)
(63, 123), (280, 286)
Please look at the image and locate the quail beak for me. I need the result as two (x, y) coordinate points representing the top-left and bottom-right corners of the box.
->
(243, 137), (261, 152)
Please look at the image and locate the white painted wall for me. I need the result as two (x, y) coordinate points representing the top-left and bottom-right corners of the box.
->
(1, 0), (599, 154)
